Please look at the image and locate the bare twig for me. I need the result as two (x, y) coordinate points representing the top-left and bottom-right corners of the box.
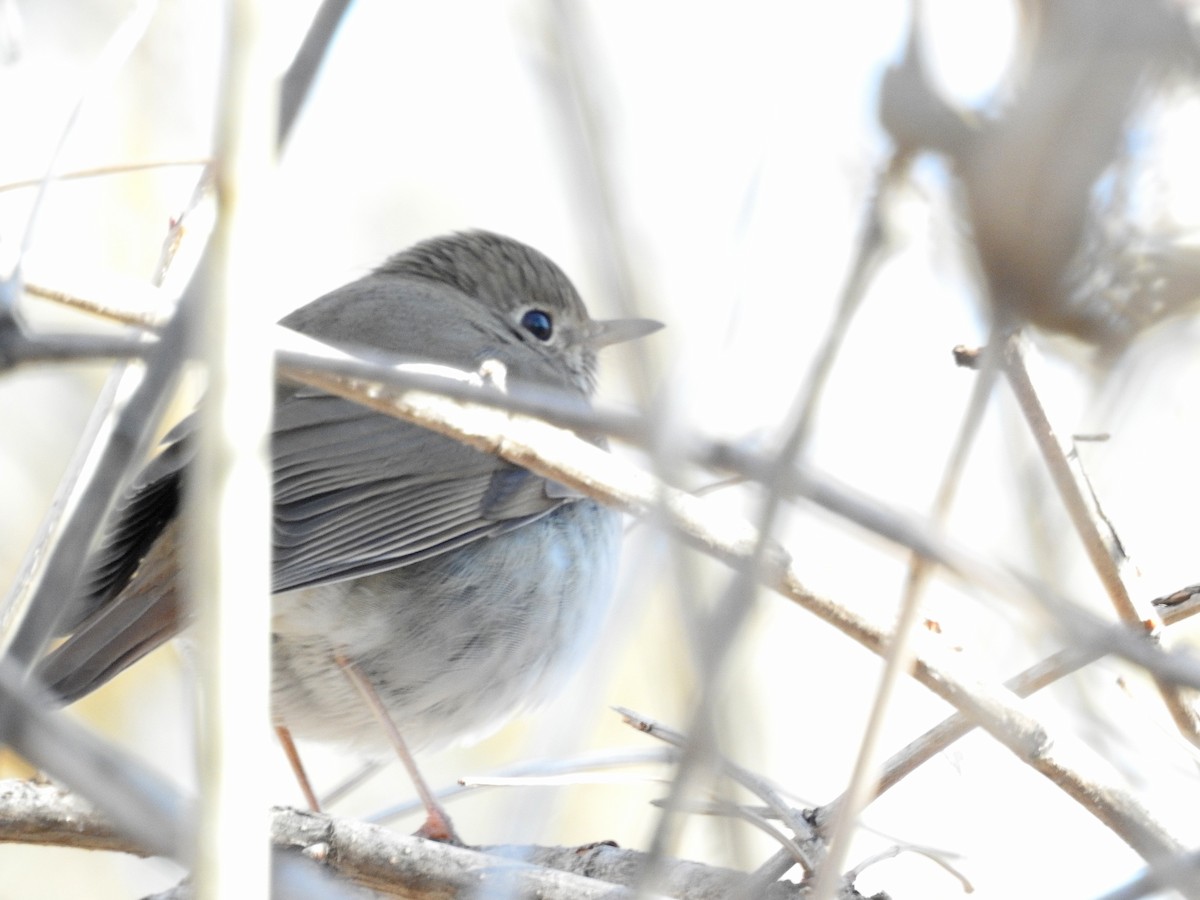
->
(1001, 332), (1200, 745)
(6, 0), (159, 278)
(753, 646), (1102, 886)
(371, 747), (673, 825)
(647, 796), (817, 876)
(843, 844), (974, 896)
(616, 707), (820, 875)
(23, 281), (166, 328)
(779, 567), (1184, 863)
(0, 779), (828, 899)
(0, 159), (209, 194)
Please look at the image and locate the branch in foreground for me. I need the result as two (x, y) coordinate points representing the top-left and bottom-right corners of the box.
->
(0, 780), (841, 899)
(615, 706), (821, 875)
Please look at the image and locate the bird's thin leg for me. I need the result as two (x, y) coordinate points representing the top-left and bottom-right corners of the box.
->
(333, 651), (461, 844)
(275, 724), (321, 812)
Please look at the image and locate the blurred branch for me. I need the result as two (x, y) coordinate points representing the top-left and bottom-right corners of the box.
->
(0, 328), (149, 367)
(537, 13), (705, 883)
(788, 152), (910, 453)
(880, 0), (1200, 354)
(870, 646), (1095, 800)
(190, 0), (279, 897)
(755, 646), (1116, 884)
(277, 0), (354, 146)
(1, 279), (159, 370)
(540, 0), (659, 389)
(1097, 850), (1200, 900)
(0, 307), (190, 669)
(0, 664), (189, 860)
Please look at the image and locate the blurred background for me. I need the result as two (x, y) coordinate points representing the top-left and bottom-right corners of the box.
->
(3, 1), (1200, 898)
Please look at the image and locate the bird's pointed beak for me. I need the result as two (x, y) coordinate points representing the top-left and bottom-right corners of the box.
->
(588, 317), (664, 348)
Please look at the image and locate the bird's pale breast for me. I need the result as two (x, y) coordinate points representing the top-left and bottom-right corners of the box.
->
(269, 498), (620, 750)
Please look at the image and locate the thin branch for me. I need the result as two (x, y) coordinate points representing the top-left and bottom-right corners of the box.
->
(1001, 333), (1200, 746)
(753, 646), (1102, 886)
(0, 159), (209, 194)
(616, 707), (821, 876)
(23, 281), (165, 328)
(784, 151), (910, 454)
(8, 0), (159, 277)
(812, 333), (1005, 900)
(869, 646), (1097, 800)
(843, 844), (974, 897)
(647, 796), (818, 877)
(277, 0), (353, 146)
(369, 747), (674, 825)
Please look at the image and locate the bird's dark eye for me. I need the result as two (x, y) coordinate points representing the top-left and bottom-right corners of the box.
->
(520, 309), (553, 341)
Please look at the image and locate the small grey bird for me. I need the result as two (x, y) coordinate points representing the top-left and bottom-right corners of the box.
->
(38, 230), (659, 840)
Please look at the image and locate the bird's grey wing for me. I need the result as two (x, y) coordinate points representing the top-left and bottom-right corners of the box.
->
(40, 390), (567, 700)
(59, 430), (190, 633)
(40, 432), (191, 701)
(269, 387), (568, 592)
